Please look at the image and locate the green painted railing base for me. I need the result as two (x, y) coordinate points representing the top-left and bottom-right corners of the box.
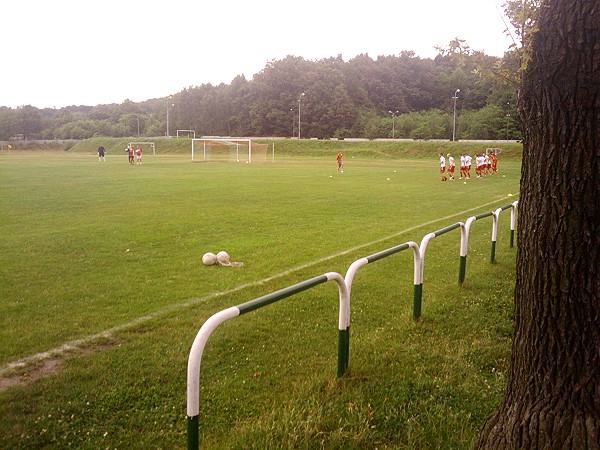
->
(413, 284), (423, 321)
(458, 255), (467, 286)
(337, 328), (350, 377)
(510, 229), (515, 248)
(188, 415), (199, 450)
(490, 241), (496, 263)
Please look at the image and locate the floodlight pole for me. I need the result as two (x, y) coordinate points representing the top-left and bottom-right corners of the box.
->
(298, 92), (305, 139)
(290, 108), (294, 138)
(452, 89), (460, 141)
(506, 102), (510, 141)
(388, 110), (399, 139)
(166, 99), (174, 138)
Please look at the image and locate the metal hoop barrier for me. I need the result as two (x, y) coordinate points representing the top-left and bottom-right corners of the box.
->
(509, 201), (519, 248)
(343, 241), (420, 369)
(491, 202), (517, 263)
(186, 272), (349, 450)
(418, 222), (465, 317)
(459, 200), (519, 285)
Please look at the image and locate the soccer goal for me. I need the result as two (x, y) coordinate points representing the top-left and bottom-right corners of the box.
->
(128, 142), (155, 156)
(177, 130), (196, 139)
(191, 138), (270, 163)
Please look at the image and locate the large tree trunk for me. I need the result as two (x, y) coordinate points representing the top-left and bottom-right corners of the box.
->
(477, 1), (599, 448)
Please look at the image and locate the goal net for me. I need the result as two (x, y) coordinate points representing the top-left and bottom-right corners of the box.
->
(191, 138), (270, 163)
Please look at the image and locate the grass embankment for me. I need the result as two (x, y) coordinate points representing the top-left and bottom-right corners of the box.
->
(0, 147), (520, 448)
(68, 136), (523, 161)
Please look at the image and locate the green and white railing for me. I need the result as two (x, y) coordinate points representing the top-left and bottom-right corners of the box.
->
(344, 241), (421, 322)
(459, 200), (519, 285)
(187, 272), (349, 450)
(491, 202), (518, 263)
(509, 200), (518, 248)
(418, 222), (465, 316)
(186, 200), (519, 449)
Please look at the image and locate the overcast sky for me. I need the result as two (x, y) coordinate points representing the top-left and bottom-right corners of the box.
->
(2, 0), (514, 109)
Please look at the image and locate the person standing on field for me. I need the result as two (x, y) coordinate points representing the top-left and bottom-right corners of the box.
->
(125, 145), (134, 164)
(336, 151), (344, 173)
(447, 153), (455, 181)
(135, 146), (142, 165)
(98, 146), (106, 162)
(476, 154), (485, 178)
(465, 154), (472, 179)
(490, 152), (498, 173)
(439, 153), (447, 181)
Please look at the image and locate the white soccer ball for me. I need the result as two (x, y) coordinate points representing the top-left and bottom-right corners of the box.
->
(202, 252), (217, 266)
(216, 251), (231, 265)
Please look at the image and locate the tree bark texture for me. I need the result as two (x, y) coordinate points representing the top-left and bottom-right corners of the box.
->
(477, 0), (599, 448)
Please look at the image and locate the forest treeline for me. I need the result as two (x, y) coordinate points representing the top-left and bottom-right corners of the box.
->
(0, 47), (522, 141)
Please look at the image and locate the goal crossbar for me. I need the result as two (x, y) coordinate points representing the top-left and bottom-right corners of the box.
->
(177, 130), (196, 138)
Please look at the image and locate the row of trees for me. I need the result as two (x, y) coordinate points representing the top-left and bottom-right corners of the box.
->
(0, 47), (522, 141)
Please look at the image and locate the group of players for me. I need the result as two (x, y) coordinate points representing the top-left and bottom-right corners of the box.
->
(97, 145), (143, 164)
(125, 145), (143, 165)
(439, 152), (498, 181)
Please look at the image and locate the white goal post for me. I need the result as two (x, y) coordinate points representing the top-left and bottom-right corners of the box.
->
(191, 138), (271, 163)
(177, 130), (196, 138)
(128, 141), (155, 156)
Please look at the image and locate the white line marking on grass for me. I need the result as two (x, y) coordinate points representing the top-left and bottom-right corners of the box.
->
(0, 195), (518, 379)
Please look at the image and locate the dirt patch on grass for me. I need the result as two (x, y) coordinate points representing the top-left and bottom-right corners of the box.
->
(0, 358), (63, 391)
(0, 340), (120, 392)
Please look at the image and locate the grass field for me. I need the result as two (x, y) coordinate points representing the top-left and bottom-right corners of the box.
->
(1, 141), (521, 449)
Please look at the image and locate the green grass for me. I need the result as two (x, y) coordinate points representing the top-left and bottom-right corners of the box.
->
(0, 143), (520, 449)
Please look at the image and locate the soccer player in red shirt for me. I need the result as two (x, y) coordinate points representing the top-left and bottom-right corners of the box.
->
(336, 151), (344, 173)
(125, 145), (134, 164)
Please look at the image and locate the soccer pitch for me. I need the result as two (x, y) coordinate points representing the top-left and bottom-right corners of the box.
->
(1, 150), (521, 448)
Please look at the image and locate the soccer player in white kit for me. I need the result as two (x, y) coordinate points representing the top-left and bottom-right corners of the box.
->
(465, 154), (472, 179)
(447, 153), (455, 181)
(439, 153), (447, 181)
